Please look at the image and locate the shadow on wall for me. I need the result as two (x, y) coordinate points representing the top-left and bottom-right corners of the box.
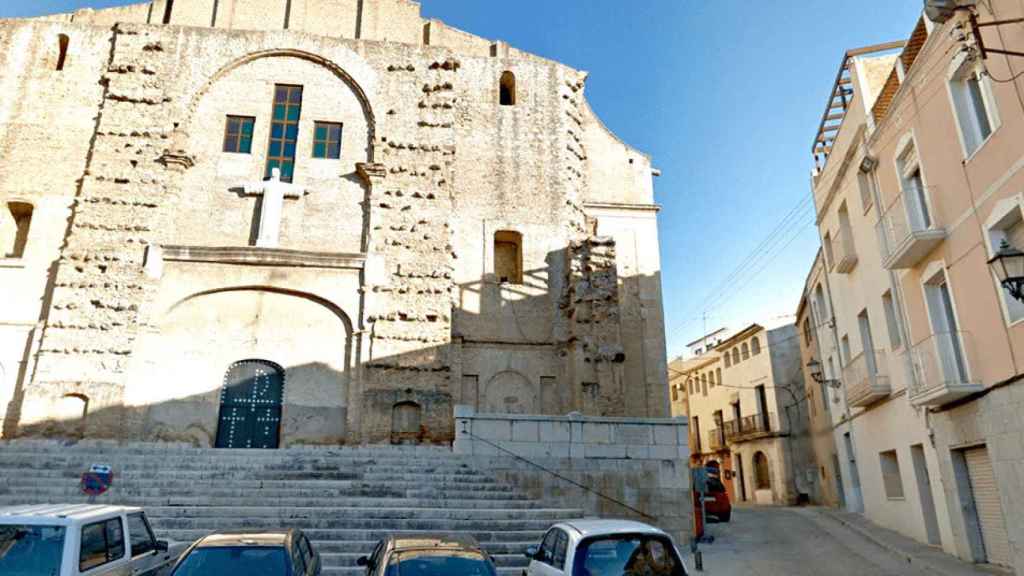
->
(1, 243), (666, 447)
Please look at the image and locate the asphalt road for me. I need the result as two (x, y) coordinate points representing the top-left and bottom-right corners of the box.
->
(686, 506), (990, 576)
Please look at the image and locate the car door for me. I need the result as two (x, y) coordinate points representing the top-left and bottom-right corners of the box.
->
(528, 529), (567, 576)
(298, 532), (320, 575)
(126, 513), (173, 576)
(77, 516), (131, 576)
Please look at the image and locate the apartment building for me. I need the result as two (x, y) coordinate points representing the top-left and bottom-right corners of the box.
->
(795, 249), (845, 509)
(676, 324), (815, 506)
(803, 3), (1024, 571)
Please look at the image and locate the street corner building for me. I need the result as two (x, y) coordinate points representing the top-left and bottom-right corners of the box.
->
(0, 0), (670, 448)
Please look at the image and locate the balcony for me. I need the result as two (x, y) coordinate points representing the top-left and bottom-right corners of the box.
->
(876, 186), (945, 269)
(834, 229), (858, 274)
(909, 331), (983, 406)
(723, 413), (777, 443)
(842, 349), (891, 407)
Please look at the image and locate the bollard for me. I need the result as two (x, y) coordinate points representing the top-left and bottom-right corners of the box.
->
(694, 549), (704, 572)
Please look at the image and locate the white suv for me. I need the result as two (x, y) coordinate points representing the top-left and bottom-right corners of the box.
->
(524, 519), (688, 576)
(0, 504), (183, 576)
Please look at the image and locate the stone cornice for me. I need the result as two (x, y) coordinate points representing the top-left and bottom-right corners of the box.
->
(162, 245), (367, 269)
(583, 201), (661, 213)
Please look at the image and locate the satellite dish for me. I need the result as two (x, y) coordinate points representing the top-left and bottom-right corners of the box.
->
(923, 0), (966, 24)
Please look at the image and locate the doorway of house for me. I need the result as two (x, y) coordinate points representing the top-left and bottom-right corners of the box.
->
(215, 360), (284, 449)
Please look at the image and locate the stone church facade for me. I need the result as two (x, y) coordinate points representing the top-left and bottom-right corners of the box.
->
(0, 0), (668, 447)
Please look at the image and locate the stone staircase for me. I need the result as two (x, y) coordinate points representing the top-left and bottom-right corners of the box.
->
(0, 442), (584, 575)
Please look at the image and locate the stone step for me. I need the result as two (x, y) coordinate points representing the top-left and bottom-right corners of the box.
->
(1, 470), (499, 485)
(0, 494), (543, 509)
(0, 456), (480, 472)
(0, 441), (454, 456)
(323, 568), (522, 576)
(149, 516), (559, 531)
(159, 528), (547, 544)
(309, 540), (537, 555)
(0, 485), (529, 499)
(142, 506), (582, 521)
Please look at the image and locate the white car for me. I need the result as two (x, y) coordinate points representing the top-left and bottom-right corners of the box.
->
(0, 504), (184, 576)
(524, 519), (688, 576)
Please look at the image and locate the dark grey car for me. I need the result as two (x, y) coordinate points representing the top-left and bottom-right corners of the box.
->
(358, 533), (497, 576)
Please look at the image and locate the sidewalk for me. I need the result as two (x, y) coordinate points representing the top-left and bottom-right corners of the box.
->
(813, 507), (1010, 576)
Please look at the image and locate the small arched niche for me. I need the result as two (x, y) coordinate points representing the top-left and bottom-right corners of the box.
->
(499, 71), (516, 106)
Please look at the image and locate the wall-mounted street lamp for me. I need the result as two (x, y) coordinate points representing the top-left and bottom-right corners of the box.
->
(806, 359), (842, 389)
(988, 239), (1024, 303)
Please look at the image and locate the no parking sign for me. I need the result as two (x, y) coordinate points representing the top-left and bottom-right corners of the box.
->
(81, 464), (114, 497)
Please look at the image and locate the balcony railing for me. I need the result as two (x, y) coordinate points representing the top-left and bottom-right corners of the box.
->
(876, 185), (946, 269)
(909, 331), (983, 406)
(842, 349), (891, 407)
(723, 413), (777, 443)
(834, 229), (858, 273)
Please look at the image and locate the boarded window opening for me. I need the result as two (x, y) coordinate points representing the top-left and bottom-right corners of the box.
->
(391, 401), (422, 444)
(162, 0), (174, 24)
(753, 451), (771, 489)
(499, 71), (516, 106)
(4, 202), (32, 258)
(56, 34), (69, 71)
(494, 230), (522, 284)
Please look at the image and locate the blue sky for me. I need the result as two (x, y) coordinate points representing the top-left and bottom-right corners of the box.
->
(2, 0), (923, 359)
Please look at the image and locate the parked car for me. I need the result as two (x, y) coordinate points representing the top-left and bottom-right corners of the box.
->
(169, 529), (320, 576)
(524, 519), (688, 576)
(357, 533), (497, 575)
(703, 476), (731, 523)
(0, 503), (181, 576)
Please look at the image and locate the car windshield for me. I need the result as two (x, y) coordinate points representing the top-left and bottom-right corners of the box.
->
(0, 524), (66, 576)
(384, 549), (496, 576)
(172, 546), (287, 576)
(573, 534), (685, 576)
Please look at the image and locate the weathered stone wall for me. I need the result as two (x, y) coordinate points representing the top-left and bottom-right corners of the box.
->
(453, 406), (691, 543)
(2, 0), (668, 446)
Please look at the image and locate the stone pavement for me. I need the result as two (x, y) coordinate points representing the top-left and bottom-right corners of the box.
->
(686, 505), (1005, 576)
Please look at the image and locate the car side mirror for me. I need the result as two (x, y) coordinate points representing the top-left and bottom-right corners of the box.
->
(356, 556), (369, 567)
(155, 540), (169, 552)
(524, 545), (539, 560)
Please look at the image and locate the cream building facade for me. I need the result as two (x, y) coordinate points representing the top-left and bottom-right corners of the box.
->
(672, 324), (814, 506)
(802, 3), (1024, 572)
(0, 0), (670, 447)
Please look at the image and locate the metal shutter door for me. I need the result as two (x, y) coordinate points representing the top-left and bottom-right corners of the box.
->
(965, 447), (1011, 566)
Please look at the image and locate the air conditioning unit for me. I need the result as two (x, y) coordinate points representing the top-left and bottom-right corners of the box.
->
(924, 0), (976, 24)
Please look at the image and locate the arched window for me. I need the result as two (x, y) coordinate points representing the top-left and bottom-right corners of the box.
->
(391, 401), (422, 444)
(751, 337), (761, 355)
(3, 202), (32, 259)
(671, 386), (678, 402)
(499, 71), (516, 106)
(56, 34), (69, 71)
(732, 348), (740, 365)
(708, 370), (715, 387)
(494, 230), (522, 284)
(754, 451), (771, 489)
(716, 367), (722, 387)
(741, 342), (750, 360)
(724, 352), (731, 368)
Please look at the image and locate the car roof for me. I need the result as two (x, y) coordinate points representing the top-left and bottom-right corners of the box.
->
(388, 533), (481, 552)
(196, 530), (294, 548)
(0, 504), (141, 525)
(559, 519), (669, 538)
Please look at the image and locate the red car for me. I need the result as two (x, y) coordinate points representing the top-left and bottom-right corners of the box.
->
(702, 475), (732, 523)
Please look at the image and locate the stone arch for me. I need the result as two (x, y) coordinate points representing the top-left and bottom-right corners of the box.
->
(183, 49), (376, 161)
(483, 370), (536, 414)
(134, 286), (353, 446)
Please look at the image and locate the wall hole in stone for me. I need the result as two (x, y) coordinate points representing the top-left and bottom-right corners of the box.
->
(754, 451), (771, 490)
(56, 34), (69, 71)
(494, 230), (522, 284)
(499, 71), (516, 106)
(3, 202), (32, 258)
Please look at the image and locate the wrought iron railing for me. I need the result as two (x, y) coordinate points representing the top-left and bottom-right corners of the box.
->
(723, 413), (775, 442)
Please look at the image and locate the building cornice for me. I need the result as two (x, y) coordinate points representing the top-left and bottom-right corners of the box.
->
(162, 245), (367, 269)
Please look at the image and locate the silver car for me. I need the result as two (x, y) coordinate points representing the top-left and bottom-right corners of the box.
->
(524, 519), (688, 576)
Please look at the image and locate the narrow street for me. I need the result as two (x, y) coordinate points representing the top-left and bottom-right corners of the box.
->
(690, 506), (1001, 576)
